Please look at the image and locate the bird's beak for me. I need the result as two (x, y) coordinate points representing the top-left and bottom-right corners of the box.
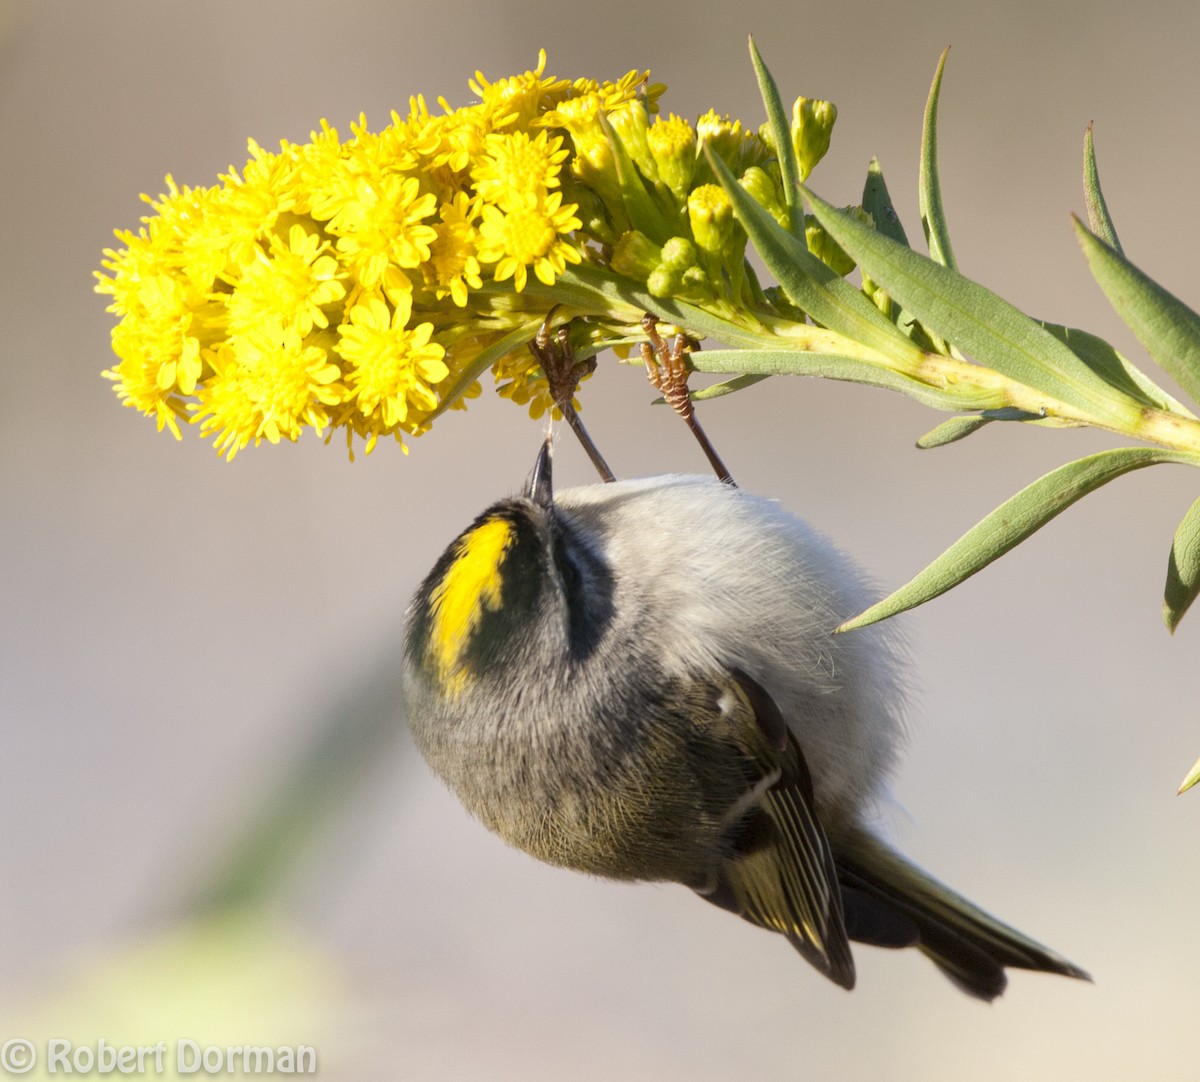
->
(525, 436), (554, 508)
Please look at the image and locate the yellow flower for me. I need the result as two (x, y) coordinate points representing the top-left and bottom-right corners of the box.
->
(288, 120), (347, 215)
(216, 142), (303, 268)
(493, 348), (586, 420)
(102, 323), (187, 440)
(225, 224), (347, 338)
(476, 190), (582, 292)
(320, 173), (438, 288)
(191, 347), (261, 460)
(96, 231), (156, 319)
(193, 326), (344, 460)
(238, 324), (343, 441)
(335, 295), (449, 441)
(99, 52), (815, 459)
(568, 68), (664, 114)
(541, 93), (610, 174)
(405, 98), (490, 178)
(101, 272), (213, 418)
(471, 130), (569, 211)
(538, 93), (626, 224)
(426, 192), (483, 307)
(142, 177), (240, 290)
(469, 50), (570, 130)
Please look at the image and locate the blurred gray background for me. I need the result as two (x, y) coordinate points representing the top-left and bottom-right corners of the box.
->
(3, 0), (1200, 1078)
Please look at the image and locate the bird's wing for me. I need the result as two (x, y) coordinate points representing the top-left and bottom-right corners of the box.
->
(697, 668), (856, 990)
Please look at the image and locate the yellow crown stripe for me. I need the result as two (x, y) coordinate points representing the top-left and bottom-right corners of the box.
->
(428, 516), (516, 693)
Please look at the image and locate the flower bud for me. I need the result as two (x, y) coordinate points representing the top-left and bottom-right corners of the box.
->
(647, 115), (696, 200)
(791, 97), (837, 181)
(687, 184), (735, 258)
(611, 230), (663, 282)
(804, 205), (870, 277)
(607, 100), (656, 184)
(647, 236), (713, 303)
(659, 235), (699, 274)
(739, 166), (789, 229)
(696, 110), (770, 182)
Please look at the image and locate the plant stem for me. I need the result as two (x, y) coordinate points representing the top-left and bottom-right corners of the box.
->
(904, 350), (1200, 454)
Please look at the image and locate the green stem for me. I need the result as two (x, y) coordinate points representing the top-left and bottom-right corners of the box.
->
(905, 350), (1200, 453)
(473, 271), (1200, 459)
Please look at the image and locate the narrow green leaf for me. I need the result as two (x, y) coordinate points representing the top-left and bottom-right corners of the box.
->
(862, 157), (916, 334)
(839, 447), (1200, 631)
(804, 189), (1144, 428)
(1164, 495), (1200, 632)
(689, 348), (1007, 411)
(749, 37), (802, 238)
(1082, 124), (1122, 254)
(705, 148), (923, 370)
(1178, 754), (1200, 795)
(916, 408), (1044, 448)
(915, 415), (994, 448)
(1073, 217), (1200, 409)
(426, 322), (539, 422)
(862, 157), (910, 247)
(920, 48), (957, 271)
(689, 372), (770, 401)
(916, 408), (1054, 448)
(1040, 320), (1192, 416)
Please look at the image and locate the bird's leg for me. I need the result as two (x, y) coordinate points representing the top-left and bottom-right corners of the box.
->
(529, 317), (616, 483)
(640, 313), (735, 486)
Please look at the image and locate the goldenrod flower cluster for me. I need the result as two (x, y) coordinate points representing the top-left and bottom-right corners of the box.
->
(97, 52), (836, 459)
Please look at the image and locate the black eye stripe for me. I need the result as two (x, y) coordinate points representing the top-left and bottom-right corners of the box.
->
(548, 515), (614, 660)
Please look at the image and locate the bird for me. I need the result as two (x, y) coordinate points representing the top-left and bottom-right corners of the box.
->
(402, 436), (1089, 999)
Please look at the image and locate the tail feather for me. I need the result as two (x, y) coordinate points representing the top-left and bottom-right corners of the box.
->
(835, 830), (1091, 1001)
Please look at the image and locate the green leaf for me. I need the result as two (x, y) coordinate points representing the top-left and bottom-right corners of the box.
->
(862, 157), (910, 248)
(705, 148), (923, 370)
(1073, 217), (1200, 409)
(1178, 754), (1200, 795)
(915, 415), (994, 448)
(803, 189), (1144, 429)
(861, 157), (917, 335)
(690, 348), (1006, 411)
(1082, 124), (1122, 254)
(1040, 321), (1192, 416)
(920, 48), (957, 271)
(1163, 495), (1200, 632)
(748, 37), (802, 239)
(914, 409), (1046, 449)
(688, 372), (770, 401)
(839, 447), (1200, 631)
(426, 322), (539, 422)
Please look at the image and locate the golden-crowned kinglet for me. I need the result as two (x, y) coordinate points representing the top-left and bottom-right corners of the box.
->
(404, 439), (1088, 999)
